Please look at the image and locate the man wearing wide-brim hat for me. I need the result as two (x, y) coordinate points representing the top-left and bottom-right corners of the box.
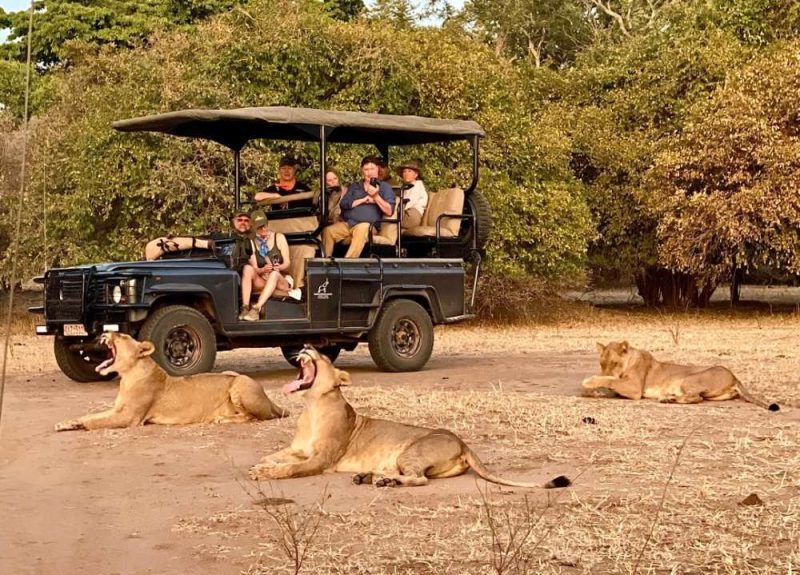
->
(396, 159), (428, 229)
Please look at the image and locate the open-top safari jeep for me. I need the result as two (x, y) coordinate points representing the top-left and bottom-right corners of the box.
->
(30, 107), (492, 381)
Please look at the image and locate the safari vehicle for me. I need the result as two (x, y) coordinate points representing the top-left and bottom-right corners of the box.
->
(30, 107), (492, 381)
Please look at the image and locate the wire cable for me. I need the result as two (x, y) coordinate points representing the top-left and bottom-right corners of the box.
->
(0, 0), (36, 430)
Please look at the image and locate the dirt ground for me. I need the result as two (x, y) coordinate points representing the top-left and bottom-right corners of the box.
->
(1, 302), (800, 574)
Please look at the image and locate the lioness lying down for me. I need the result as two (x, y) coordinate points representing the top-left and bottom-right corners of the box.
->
(249, 347), (551, 488)
(582, 341), (779, 411)
(55, 332), (286, 431)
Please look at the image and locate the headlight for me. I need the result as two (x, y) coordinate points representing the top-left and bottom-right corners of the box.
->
(111, 285), (123, 304)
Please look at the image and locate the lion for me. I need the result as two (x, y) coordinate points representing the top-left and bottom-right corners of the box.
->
(249, 346), (559, 488)
(582, 341), (779, 411)
(55, 332), (286, 431)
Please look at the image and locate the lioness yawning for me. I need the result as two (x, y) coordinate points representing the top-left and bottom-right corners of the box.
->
(55, 332), (286, 431)
(249, 347), (548, 488)
(582, 341), (779, 411)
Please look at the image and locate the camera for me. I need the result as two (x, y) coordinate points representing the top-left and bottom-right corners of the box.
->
(369, 177), (380, 187)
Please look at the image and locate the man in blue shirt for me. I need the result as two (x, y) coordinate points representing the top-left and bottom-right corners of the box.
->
(322, 156), (396, 257)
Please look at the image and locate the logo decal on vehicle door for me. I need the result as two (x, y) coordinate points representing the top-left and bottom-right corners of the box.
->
(314, 278), (332, 300)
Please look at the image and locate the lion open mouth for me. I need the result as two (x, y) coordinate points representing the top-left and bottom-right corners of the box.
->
(95, 334), (116, 373)
(282, 355), (316, 394)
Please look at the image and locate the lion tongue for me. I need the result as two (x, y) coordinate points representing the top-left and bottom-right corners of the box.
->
(282, 379), (307, 394)
(95, 357), (114, 373)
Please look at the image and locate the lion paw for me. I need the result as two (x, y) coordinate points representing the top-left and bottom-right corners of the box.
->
(352, 472), (374, 485)
(249, 464), (276, 481)
(374, 476), (399, 488)
(54, 420), (84, 432)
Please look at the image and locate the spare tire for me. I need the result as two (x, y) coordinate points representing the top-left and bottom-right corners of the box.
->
(464, 189), (492, 253)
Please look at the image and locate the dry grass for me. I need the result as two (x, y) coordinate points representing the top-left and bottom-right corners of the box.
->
(175, 382), (799, 573)
(7, 289), (800, 573)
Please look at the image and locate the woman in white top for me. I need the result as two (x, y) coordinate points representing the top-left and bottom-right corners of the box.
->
(396, 160), (428, 229)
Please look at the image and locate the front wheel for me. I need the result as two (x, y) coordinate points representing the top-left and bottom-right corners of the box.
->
(54, 337), (117, 383)
(368, 299), (433, 372)
(281, 344), (341, 367)
(138, 305), (216, 376)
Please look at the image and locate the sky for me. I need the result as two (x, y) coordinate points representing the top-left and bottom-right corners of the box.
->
(1, 0), (30, 42)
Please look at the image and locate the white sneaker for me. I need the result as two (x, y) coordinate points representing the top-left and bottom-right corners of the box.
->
(288, 288), (302, 301)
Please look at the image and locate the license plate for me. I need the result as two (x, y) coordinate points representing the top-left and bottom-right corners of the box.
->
(63, 323), (88, 337)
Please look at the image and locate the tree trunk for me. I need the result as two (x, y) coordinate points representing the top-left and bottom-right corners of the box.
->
(635, 265), (717, 308)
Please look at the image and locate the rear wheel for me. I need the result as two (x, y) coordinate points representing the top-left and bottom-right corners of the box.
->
(54, 337), (116, 383)
(138, 305), (216, 376)
(281, 344), (341, 367)
(368, 299), (433, 372)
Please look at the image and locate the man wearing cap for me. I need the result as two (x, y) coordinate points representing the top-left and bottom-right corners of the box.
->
(397, 159), (428, 229)
(322, 156), (396, 258)
(228, 210), (255, 318)
(255, 156), (313, 209)
(230, 210), (254, 270)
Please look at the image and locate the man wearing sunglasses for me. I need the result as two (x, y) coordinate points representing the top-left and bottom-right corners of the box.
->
(229, 211), (256, 318)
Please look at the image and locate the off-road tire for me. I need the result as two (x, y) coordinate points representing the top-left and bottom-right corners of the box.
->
(54, 337), (117, 383)
(368, 299), (433, 372)
(465, 189), (492, 253)
(281, 344), (341, 367)
(138, 305), (216, 376)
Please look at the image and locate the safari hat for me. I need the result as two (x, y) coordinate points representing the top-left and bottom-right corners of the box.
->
(250, 210), (269, 229)
(396, 160), (422, 178)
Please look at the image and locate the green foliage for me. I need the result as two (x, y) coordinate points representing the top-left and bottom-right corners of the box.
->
(464, 0), (590, 67)
(1, 0), (593, 284)
(323, 0), (364, 21)
(0, 0), (246, 66)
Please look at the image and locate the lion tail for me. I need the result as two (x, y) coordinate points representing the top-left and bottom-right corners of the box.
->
(735, 379), (780, 412)
(464, 448), (551, 489)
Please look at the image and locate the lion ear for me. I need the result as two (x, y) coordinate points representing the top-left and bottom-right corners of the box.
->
(138, 341), (156, 357)
(596, 342), (606, 353)
(620, 341), (629, 354)
(334, 369), (352, 387)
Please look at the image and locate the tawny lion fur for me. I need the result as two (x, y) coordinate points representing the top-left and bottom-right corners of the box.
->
(249, 347), (548, 488)
(55, 332), (286, 431)
(582, 341), (778, 411)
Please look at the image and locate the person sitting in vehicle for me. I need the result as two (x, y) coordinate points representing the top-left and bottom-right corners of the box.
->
(322, 156), (396, 258)
(377, 157), (393, 185)
(325, 169), (347, 225)
(230, 210), (254, 269)
(396, 159), (428, 229)
(240, 211), (299, 321)
(254, 156), (312, 209)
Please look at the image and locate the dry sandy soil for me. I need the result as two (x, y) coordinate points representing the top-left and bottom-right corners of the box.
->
(1, 303), (799, 574)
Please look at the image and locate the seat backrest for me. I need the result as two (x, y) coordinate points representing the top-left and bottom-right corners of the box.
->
(375, 197), (402, 245)
(422, 188), (464, 236)
(287, 244), (316, 289)
(269, 215), (320, 235)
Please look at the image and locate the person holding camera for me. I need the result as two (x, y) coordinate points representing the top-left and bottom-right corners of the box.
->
(322, 156), (396, 258)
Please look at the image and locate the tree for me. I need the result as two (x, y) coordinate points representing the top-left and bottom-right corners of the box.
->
(323, 0), (364, 21)
(1, 0), (593, 284)
(464, 0), (590, 67)
(645, 39), (800, 295)
(0, 0), (246, 67)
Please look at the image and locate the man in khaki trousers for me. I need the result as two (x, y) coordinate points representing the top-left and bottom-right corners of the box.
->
(323, 156), (396, 258)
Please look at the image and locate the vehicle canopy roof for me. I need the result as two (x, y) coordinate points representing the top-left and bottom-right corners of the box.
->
(112, 106), (485, 150)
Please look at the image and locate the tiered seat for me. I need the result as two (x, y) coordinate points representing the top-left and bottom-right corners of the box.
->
(402, 188), (464, 239)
